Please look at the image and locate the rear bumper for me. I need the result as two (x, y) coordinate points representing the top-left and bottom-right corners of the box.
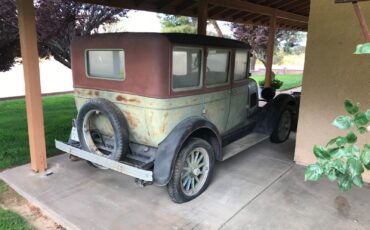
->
(55, 140), (153, 182)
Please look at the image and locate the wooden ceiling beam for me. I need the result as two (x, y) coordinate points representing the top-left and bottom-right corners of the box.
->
(208, 0), (308, 23)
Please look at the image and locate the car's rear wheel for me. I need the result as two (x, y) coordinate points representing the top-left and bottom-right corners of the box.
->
(167, 138), (215, 203)
(76, 98), (129, 169)
(270, 108), (292, 143)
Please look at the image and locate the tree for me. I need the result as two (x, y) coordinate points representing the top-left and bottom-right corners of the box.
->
(158, 15), (197, 34)
(0, 0), (127, 71)
(231, 24), (305, 67)
(158, 15), (224, 37)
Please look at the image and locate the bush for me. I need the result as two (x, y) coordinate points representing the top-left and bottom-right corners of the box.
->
(258, 79), (284, 90)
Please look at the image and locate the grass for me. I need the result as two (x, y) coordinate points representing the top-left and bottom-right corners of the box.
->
(251, 74), (303, 91)
(0, 94), (77, 170)
(0, 180), (34, 230)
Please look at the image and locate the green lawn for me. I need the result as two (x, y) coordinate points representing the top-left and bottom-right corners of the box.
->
(251, 74), (303, 91)
(0, 94), (76, 170)
(0, 180), (34, 230)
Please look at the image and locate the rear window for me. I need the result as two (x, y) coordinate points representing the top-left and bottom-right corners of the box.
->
(206, 49), (230, 86)
(85, 49), (125, 80)
(234, 50), (249, 81)
(172, 47), (203, 90)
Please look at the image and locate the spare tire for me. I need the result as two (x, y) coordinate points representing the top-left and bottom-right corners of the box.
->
(76, 98), (129, 164)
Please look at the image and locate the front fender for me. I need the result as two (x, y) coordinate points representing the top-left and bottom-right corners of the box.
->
(153, 116), (221, 186)
(254, 93), (297, 134)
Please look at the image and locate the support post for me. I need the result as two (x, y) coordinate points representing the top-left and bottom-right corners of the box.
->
(17, 0), (47, 172)
(198, 0), (208, 35)
(352, 2), (370, 42)
(264, 15), (277, 88)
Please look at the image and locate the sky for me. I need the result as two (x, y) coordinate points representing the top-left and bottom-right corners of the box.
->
(120, 10), (234, 37)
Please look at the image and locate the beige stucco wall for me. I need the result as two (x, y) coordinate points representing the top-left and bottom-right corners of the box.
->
(295, 0), (370, 181)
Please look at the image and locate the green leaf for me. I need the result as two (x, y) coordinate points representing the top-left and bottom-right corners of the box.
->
(366, 110), (370, 120)
(347, 144), (360, 156)
(347, 158), (364, 177)
(358, 127), (367, 134)
(326, 137), (346, 147)
(305, 164), (324, 181)
(332, 116), (353, 130)
(344, 99), (359, 114)
(331, 159), (347, 174)
(338, 174), (352, 192)
(331, 147), (352, 159)
(346, 131), (357, 144)
(313, 145), (330, 160)
(336, 137), (347, 146)
(354, 112), (368, 126)
(327, 137), (339, 146)
(352, 175), (364, 188)
(327, 169), (337, 182)
(360, 147), (370, 170)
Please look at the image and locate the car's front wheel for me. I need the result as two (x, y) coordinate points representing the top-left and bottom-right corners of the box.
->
(167, 138), (215, 203)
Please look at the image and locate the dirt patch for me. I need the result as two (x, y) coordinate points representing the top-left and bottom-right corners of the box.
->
(0, 182), (65, 230)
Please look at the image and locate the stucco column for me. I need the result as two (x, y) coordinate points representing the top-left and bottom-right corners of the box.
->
(16, 0), (47, 172)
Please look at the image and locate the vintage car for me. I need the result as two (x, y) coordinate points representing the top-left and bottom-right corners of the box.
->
(56, 32), (298, 203)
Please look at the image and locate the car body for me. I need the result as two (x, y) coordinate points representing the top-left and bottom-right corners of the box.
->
(57, 32), (299, 203)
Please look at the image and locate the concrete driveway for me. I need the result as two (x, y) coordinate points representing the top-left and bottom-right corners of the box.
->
(1, 135), (370, 230)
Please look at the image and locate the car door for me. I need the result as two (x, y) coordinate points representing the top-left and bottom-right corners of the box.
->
(202, 48), (232, 135)
(226, 49), (251, 131)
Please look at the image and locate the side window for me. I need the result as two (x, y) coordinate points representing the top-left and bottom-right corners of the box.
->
(172, 47), (202, 90)
(86, 49), (125, 80)
(234, 50), (249, 81)
(206, 49), (231, 86)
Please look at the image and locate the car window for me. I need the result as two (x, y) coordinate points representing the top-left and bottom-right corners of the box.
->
(172, 47), (202, 90)
(206, 49), (230, 86)
(234, 50), (249, 81)
(86, 49), (125, 80)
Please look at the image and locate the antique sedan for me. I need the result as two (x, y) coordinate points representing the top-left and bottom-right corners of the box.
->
(56, 32), (298, 203)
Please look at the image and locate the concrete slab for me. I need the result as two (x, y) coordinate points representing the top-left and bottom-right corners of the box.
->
(1, 136), (294, 230)
(221, 165), (370, 230)
(4, 135), (370, 230)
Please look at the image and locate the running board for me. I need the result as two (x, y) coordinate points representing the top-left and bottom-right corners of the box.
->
(221, 133), (269, 161)
(55, 140), (153, 182)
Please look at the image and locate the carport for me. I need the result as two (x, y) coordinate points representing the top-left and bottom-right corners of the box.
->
(15, 0), (309, 173)
(3, 0), (370, 229)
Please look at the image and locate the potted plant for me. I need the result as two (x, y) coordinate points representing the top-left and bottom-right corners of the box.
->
(258, 79), (284, 90)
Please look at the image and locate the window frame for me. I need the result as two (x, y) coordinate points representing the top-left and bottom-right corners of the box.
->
(171, 46), (204, 92)
(205, 47), (232, 88)
(84, 48), (126, 81)
(233, 49), (250, 82)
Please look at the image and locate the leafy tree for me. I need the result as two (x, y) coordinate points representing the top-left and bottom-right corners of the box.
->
(231, 24), (306, 67)
(158, 15), (224, 37)
(159, 15), (197, 34)
(0, 0), (127, 71)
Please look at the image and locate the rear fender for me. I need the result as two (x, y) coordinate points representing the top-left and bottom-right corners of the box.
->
(153, 116), (221, 186)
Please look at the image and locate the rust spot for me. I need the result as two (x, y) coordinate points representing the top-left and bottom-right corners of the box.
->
(87, 90), (93, 96)
(116, 95), (125, 101)
(159, 112), (169, 134)
(94, 91), (100, 96)
(123, 111), (139, 129)
(116, 95), (141, 104)
(160, 122), (167, 134)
